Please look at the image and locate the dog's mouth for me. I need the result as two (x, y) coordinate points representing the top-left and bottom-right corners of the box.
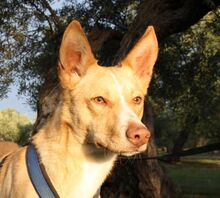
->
(85, 132), (147, 156)
(95, 141), (146, 156)
(95, 142), (115, 153)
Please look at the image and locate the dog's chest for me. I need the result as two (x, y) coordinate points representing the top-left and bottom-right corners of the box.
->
(67, 159), (115, 198)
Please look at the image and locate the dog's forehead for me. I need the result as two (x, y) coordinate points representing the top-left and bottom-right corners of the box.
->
(84, 65), (144, 95)
(87, 65), (134, 83)
(89, 64), (135, 80)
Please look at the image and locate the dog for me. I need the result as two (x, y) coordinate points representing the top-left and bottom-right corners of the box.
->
(0, 141), (19, 160)
(0, 20), (158, 198)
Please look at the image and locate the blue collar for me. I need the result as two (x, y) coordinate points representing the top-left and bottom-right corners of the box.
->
(26, 143), (60, 198)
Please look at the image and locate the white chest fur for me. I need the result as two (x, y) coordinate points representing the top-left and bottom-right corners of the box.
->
(66, 156), (116, 198)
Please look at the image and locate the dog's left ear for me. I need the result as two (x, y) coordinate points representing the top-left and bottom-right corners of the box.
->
(59, 20), (96, 89)
(122, 26), (158, 89)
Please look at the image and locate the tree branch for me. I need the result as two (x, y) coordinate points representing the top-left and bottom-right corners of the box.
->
(39, 0), (63, 30)
(30, 1), (54, 32)
(112, 0), (220, 65)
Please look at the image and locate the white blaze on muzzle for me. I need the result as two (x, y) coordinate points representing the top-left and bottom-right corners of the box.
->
(109, 72), (145, 135)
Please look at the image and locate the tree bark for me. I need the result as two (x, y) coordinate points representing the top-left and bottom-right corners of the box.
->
(34, 0), (219, 197)
(171, 116), (198, 162)
(112, 0), (219, 65)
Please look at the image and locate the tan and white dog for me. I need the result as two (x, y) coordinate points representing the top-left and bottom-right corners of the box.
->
(0, 20), (158, 198)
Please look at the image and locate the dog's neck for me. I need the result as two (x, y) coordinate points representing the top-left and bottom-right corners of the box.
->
(32, 106), (117, 198)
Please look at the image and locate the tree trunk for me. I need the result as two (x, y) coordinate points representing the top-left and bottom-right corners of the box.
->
(112, 0), (219, 64)
(171, 116), (198, 162)
(34, 0), (219, 197)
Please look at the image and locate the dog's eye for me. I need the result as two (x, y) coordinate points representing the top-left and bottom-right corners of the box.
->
(92, 96), (107, 105)
(133, 96), (142, 104)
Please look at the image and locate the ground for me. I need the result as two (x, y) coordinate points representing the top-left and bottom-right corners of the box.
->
(163, 153), (220, 198)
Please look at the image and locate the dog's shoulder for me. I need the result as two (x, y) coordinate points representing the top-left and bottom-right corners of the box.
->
(0, 147), (31, 196)
(0, 146), (25, 174)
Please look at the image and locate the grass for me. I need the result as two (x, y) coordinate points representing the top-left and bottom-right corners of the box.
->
(163, 155), (220, 197)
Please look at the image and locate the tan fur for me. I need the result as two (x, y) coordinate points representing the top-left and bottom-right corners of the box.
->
(0, 141), (19, 160)
(0, 20), (158, 198)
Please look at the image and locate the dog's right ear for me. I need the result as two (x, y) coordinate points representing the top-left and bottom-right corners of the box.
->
(122, 26), (158, 90)
(59, 20), (96, 89)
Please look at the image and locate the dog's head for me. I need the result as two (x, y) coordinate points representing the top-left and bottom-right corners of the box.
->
(58, 21), (158, 156)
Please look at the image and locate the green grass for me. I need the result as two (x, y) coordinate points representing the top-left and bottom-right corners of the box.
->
(164, 156), (220, 197)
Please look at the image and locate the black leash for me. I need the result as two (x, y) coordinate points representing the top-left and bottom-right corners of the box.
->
(119, 143), (220, 161)
(26, 143), (60, 198)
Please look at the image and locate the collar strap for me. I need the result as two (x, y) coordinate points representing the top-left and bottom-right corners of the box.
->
(26, 143), (60, 198)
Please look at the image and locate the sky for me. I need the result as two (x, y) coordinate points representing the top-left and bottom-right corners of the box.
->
(0, 85), (36, 121)
(0, 1), (66, 121)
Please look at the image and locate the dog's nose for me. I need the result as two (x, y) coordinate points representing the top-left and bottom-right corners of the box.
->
(126, 124), (151, 147)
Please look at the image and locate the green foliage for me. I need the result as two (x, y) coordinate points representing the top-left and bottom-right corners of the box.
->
(152, 10), (220, 148)
(0, 0), (64, 107)
(17, 123), (33, 145)
(0, 109), (33, 144)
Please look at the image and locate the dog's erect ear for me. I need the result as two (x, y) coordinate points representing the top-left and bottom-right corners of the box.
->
(122, 26), (158, 89)
(59, 20), (96, 89)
